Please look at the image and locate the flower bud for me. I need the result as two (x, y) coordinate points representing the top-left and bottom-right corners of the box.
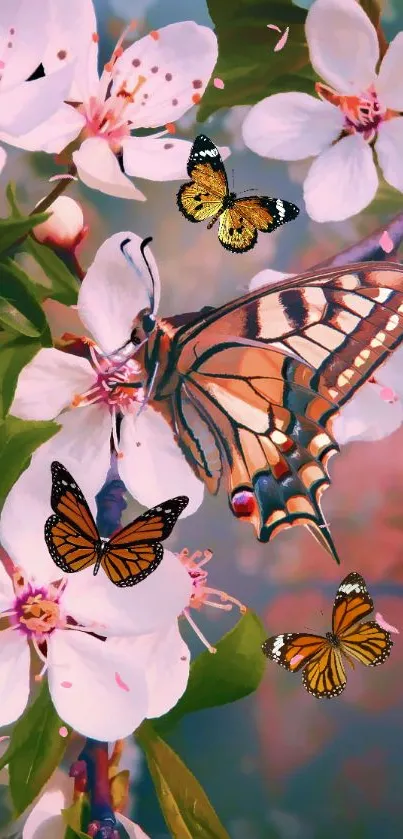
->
(33, 195), (86, 250)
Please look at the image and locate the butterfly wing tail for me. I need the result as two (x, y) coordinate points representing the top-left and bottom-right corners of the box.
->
(305, 521), (340, 564)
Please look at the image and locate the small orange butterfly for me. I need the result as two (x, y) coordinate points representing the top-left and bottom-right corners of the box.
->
(45, 461), (188, 587)
(262, 572), (393, 698)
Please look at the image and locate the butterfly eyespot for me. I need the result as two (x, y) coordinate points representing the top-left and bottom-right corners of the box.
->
(231, 490), (256, 518)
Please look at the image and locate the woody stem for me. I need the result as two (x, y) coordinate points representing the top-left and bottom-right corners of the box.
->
(313, 211), (403, 269)
(30, 165), (77, 216)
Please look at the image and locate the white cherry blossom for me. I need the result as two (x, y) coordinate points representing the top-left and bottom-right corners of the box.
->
(242, 0), (403, 221)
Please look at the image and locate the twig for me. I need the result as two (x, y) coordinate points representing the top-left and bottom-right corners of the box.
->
(30, 165), (77, 216)
(69, 456), (127, 837)
(312, 211), (403, 269)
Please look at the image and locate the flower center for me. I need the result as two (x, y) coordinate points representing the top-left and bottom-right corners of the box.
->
(316, 82), (395, 144)
(80, 22), (147, 152)
(9, 571), (63, 640)
(179, 548), (246, 654)
(72, 343), (144, 413)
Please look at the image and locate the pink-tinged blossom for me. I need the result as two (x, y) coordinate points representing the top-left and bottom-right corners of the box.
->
(248, 267), (403, 443)
(0, 544), (192, 740)
(0, 1), (228, 198)
(33, 195), (87, 251)
(22, 768), (151, 839)
(1, 233), (204, 575)
(0, 0), (78, 174)
(243, 0), (403, 221)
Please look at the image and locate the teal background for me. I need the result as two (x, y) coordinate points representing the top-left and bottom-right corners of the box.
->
(1, 1), (403, 836)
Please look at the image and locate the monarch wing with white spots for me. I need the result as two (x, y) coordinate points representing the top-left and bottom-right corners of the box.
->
(162, 261), (403, 561)
(101, 496), (189, 587)
(218, 196), (299, 253)
(262, 632), (329, 671)
(332, 571), (374, 635)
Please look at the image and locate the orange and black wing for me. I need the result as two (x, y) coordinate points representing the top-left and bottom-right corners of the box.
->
(44, 461), (100, 574)
(162, 261), (403, 561)
(101, 496), (189, 587)
(177, 134), (228, 224)
(262, 631), (346, 698)
(332, 571), (374, 635)
(340, 620), (393, 667)
(218, 197), (299, 253)
(332, 571), (393, 666)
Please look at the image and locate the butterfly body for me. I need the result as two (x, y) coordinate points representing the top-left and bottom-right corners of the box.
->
(126, 259), (403, 562)
(176, 134), (299, 253)
(45, 461), (188, 587)
(262, 572), (393, 698)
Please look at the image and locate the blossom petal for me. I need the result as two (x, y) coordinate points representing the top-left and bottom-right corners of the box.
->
(117, 816), (151, 839)
(249, 269), (294, 291)
(10, 348), (95, 421)
(22, 770), (72, 839)
(73, 138), (147, 200)
(43, 0), (99, 102)
(119, 410), (204, 516)
(122, 136), (228, 182)
(0, 0), (50, 88)
(376, 33), (403, 111)
(0, 105), (85, 154)
(242, 93), (344, 161)
(0, 631), (30, 727)
(47, 629), (148, 740)
(305, 0), (378, 94)
(0, 64), (76, 136)
(333, 386), (403, 444)
(0, 146), (6, 174)
(376, 118), (403, 194)
(146, 623), (190, 718)
(62, 550), (192, 636)
(0, 406), (112, 582)
(303, 134), (378, 222)
(0, 562), (13, 611)
(113, 22), (217, 128)
(78, 232), (160, 354)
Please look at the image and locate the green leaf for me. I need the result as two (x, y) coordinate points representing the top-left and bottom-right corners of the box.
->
(0, 212), (50, 257)
(137, 722), (230, 839)
(62, 798), (92, 839)
(0, 415), (59, 504)
(0, 682), (71, 816)
(0, 333), (41, 418)
(198, 0), (312, 121)
(23, 236), (79, 305)
(153, 611), (266, 735)
(0, 259), (52, 343)
(6, 182), (79, 306)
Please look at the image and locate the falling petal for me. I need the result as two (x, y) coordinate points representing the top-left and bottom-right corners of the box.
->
(115, 671), (130, 692)
(274, 26), (289, 52)
(379, 230), (394, 253)
(379, 386), (398, 403)
(267, 24), (282, 32)
(290, 653), (304, 667)
(376, 612), (399, 634)
(59, 725), (69, 737)
(213, 77), (225, 89)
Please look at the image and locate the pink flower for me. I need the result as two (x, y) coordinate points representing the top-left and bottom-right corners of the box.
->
(242, 0), (403, 221)
(21, 768), (151, 838)
(248, 267), (403, 443)
(1, 1), (228, 198)
(2, 233), (204, 572)
(0, 553), (191, 740)
(33, 195), (86, 251)
(0, 0), (77, 175)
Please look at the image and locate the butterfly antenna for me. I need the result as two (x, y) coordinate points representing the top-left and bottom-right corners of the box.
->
(237, 188), (260, 195)
(231, 168), (235, 191)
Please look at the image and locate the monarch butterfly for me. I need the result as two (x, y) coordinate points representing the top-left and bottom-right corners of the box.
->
(44, 461), (188, 587)
(176, 134), (299, 252)
(115, 243), (403, 564)
(262, 572), (393, 698)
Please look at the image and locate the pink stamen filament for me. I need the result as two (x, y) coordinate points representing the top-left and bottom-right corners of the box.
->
(183, 608), (217, 654)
